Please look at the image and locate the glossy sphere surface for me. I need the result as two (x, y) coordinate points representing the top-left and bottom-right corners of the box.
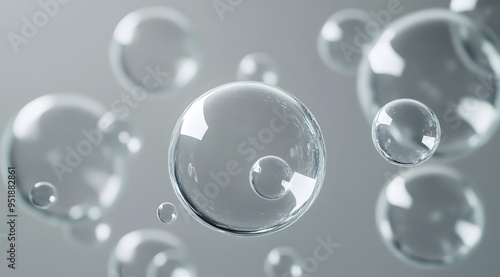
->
(169, 82), (326, 236)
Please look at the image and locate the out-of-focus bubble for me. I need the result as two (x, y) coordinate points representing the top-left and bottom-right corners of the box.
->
(372, 99), (441, 167)
(110, 6), (200, 97)
(169, 82), (326, 236)
(358, 9), (500, 161)
(157, 202), (178, 224)
(318, 9), (372, 74)
(30, 182), (58, 209)
(98, 112), (142, 156)
(264, 247), (303, 277)
(450, 0), (500, 40)
(376, 166), (485, 267)
(250, 155), (293, 200)
(108, 229), (184, 277)
(146, 250), (197, 277)
(237, 53), (280, 85)
(65, 220), (112, 245)
(1, 94), (128, 222)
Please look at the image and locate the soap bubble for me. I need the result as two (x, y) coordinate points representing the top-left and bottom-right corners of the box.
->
(450, 0), (500, 40)
(169, 82), (326, 236)
(1, 93), (130, 222)
(30, 182), (58, 209)
(237, 53), (279, 85)
(108, 229), (186, 277)
(264, 247), (303, 277)
(110, 6), (200, 96)
(146, 250), (197, 277)
(372, 99), (441, 167)
(157, 202), (178, 224)
(318, 9), (372, 74)
(250, 155), (293, 200)
(377, 166), (485, 267)
(358, 9), (500, 160)
(65, 219), (112, 245)
(98, 112), (142, 156)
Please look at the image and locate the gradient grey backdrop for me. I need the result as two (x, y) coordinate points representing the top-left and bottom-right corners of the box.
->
(1, 0), (499, 276)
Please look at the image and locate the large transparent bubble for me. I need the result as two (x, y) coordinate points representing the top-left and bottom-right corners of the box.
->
(358, 9), (500, 161)
(376, 166), (485, 267)
(169, 82), (326, 236)
(110, 6), (200, 97)
(1, 94), (133, 222)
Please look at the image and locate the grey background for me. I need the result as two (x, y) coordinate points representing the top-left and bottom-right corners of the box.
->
(0, 0), (499, 276)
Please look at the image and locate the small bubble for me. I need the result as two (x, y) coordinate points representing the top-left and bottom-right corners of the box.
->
(372, 99), (440, 167)
(146, 250), (197, 277)
(98, 112), (142, 156)
(30, 182), (58, 209)
(157, 203), (178, 224)
(264, 247), (303, 277)
(250, 156), (293, 200)
(237, 53), (280, 85)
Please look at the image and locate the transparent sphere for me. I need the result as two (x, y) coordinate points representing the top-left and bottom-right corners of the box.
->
(108, 229), (184, 277)
(264, 247), (303, 277)
(250, 155), (293, 200)
(110, 6), (200, 96)
(169, 82), (326, 236)
(236, 53), (280, 85)
(358, 9), (500, 160)
(318, 9), (372, 74)
(372, 99), (441, 167)
(376, 166), (485, 267)
(146, 250), (197, 277)
(157, 202), (178, 224)
(65, 220), (112, 245)
(1, 94), (127, 222)
(30, 182), (58, 209)
(450, 0), (500, 40)
(98, 112), (142, 156)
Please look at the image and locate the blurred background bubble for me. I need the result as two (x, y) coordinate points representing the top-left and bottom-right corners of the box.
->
(110, 6), (201, 97)
(264, 247), (304, 277)
(1, 0), (500, 277)
(108, 229), (193, 277)
(357, 9), (500, 161)
(376, 166), (485, 267)
(1, 93), (134, 223)
(318, 8), (373, 74)
(236, 52), (280, 85)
